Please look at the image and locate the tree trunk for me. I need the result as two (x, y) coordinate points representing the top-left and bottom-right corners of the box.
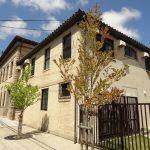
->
(18, 110), (24, 137)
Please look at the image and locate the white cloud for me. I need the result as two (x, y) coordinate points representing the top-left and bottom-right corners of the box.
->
(11, 0), (69, 14)
(102, 7), (141, 39)
(41, 16), (60, 32)
(78, 0), (89, 6)
(0, 0), (5, 5)
(0, 16), (41, 40)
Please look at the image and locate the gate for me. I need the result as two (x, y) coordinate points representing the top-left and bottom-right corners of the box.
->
(79, 98), (150, 149)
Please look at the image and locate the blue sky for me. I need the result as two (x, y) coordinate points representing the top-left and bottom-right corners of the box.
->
(0, 0), (149, 52)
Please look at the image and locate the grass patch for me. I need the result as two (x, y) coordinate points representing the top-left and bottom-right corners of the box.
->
(100, 135), (150, 150)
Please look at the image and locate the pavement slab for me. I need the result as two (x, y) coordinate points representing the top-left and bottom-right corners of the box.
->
(0, 117), (81, 150)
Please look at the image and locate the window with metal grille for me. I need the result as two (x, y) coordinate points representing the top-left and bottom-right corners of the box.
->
(44, 48), (50, 70)
(41, 88), (49, 111)
(124, 46), (137, 60)
(31, 58), (35, 76)
(63, 33), (71, 59)
(145, 57), (150, 71)
(59, 82), (71, 99)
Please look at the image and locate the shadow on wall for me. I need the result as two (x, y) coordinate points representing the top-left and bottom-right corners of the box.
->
(40, 114), (49, 132)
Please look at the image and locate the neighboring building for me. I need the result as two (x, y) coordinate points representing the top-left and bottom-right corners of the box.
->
(0, 10), (150, 142)
(0, 36), (38, 119)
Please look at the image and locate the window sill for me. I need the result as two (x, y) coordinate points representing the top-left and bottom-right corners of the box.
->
(43, 68), (50, 72)
(58, 96), (71, 102)
(40, 109), (48, 111)
(124, 55), (138, 61)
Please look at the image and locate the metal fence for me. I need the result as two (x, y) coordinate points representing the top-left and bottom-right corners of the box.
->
(79, 103), (150, 150)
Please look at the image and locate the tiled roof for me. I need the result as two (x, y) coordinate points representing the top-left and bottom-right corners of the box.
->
(0, 35), (38, 66)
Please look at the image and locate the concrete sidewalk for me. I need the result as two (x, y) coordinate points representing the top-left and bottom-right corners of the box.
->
(0, 117), (81, 150)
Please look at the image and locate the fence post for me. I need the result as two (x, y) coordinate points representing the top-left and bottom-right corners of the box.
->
(119, 104), (124, 150)
(79, 123), (84, 150)
(91, 127), (94, 150)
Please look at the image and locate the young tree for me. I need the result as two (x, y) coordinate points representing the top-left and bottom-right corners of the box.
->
(54, 4), (128, 107)
(6, 67), (40, 137)
(54, 5), (128, 149)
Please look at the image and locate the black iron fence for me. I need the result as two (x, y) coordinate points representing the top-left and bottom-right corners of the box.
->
(79, 102), (150, 150)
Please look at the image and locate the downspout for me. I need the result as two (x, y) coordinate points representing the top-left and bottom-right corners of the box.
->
(74, 94), (77, 144)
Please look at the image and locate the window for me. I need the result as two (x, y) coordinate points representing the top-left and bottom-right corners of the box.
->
(2, 91), (6, 106)
(0, 88), (2, 106)
(1, 70), (3, 83)
(3, 68), (5, 82)
(41, 88), (49, 111)
(6, 65), (9, 80)
(31, 58), (35, 76)
(63, 33), (71, 59)
(145, 58), (150, 71)
(0, 71), (2, 83)
(96, 34), (114, 52)
(10, 61), (13, 77)
(44, 48), (50, 70)
(101, 39), (114, 52)
(124, 46), (137, 60)
(59, 82), (71, 99)
(96, 34), (102, 42)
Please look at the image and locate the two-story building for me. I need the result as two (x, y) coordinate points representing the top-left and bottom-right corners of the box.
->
(0, 36), (38, 119)
(16, 10), (150, 141)
(0, 9), (149, 142)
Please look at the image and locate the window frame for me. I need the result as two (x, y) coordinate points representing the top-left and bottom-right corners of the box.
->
(44, 48), (50, 70)
(102, 38), (114, 52)
(10, 61), (13, 78)
(6, 65), (9, 80)
(41, 88), (49, 111)
(3, 68), (5, 82)
(145, 57), (150, 71)
(124, 46), (137, 60)
(0, 71), (2, 83)
(59, 82), (71, 100)
(31, 57), (35, 76)
(63, 33), (71, 59)
(96, 34), (114, 52)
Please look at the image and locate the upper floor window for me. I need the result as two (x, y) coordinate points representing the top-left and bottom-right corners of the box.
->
(0, 71), (2, 83)
(10, 61), (13, 77)
(124, 46), (137, 60)
(41, 88), (49, 111)
(6, 65), (9, 80)
(3, 68), (5, 82)
(44, 48), (50, 70)
(31, 58), (35, 76)
(1, 70), (3, 83)
(59, 82), (71, 99)
(145, 58), (150, 71)
(102, 39), (114, 52)
(96, 34), (114, 52)
(63, 33), (71, 59)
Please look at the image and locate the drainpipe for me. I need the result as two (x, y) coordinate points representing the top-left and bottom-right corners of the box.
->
(74, 96), (77, 144)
